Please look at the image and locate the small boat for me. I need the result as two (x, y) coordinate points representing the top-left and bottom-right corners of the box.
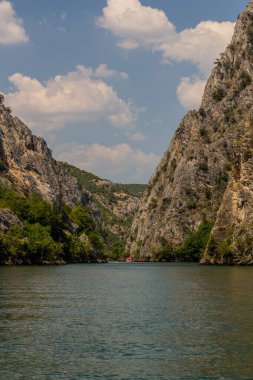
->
(125, 256), (133, 263)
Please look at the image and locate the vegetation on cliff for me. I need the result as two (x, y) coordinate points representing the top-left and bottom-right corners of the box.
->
(0, 173), (145, 264)
(127, 1), (253, 265)
(0, 96), (145, 264)
(0, 186), (108, 264)
(64, 163), (145, 260)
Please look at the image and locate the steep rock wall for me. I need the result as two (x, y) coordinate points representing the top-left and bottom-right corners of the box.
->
(128, 0), (253, 264)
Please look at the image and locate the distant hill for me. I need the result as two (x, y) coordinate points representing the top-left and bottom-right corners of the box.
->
(64, 163), (146, 258)
(63, 164), (146, 198)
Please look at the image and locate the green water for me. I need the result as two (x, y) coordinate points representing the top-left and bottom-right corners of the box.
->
(1, 263), (253, 379)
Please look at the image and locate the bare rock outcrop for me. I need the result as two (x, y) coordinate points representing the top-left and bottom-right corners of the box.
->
(128, 0), (253, 264)
(0, 208), (23, 233)
(0, 104), (99, 214)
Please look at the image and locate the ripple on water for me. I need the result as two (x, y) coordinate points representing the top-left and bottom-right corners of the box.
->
(1, 263), (253, 379)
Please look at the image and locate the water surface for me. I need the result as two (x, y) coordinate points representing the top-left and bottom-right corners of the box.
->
(1, 263), (253, 379)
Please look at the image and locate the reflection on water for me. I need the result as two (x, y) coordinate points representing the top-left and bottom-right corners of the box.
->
(1, 263), (253, 379)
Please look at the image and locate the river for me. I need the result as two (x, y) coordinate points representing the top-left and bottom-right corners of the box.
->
(1, 263), (253, 379)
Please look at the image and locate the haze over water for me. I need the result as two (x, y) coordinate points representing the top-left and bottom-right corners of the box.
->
(1, 263), (253, 379)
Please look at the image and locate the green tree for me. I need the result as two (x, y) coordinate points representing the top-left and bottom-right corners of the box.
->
(26, 223), (60, 263)
(2, 225), (25, 260)
(69, 205), (96, 233)
(180, 222), (213, 261)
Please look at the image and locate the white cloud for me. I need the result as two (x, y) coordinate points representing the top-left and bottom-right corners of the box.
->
(177, 76), (206, 109)
(5, 65), (134, 133)
(0, 1), (29, 45)
(126, 132), (146, 141)
(160, 21), (235, 75)
(54, 142), (160, 183)
(57, 27), (67, 33)
(38, 17), (49, 28)
(60, 12), (67, 21)
(98, 0), (235, 76)
(94, 64), (128, 79)
(117, 39), (139, 50)
(97, 0), (175, 47)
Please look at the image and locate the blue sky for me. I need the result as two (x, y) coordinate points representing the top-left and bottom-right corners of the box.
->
(0, 0), (249, 183)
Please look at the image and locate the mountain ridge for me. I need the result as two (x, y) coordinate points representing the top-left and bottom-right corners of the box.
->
(127, 0), (253, 264)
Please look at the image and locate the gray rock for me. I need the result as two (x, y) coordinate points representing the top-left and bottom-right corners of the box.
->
(0, 106), (101, 225)
(127, 0), (253, 264)
(0, 208), (23, 233)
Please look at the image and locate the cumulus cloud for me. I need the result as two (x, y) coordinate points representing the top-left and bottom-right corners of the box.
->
(177, 76), (207, 109)
(160, 21), (235, 75)
(94, 64), (128, 79)
(98, 0), (235, 76)
(117, 39), (139, 50)
(97, 0), (175, 47)
(5, 65), (134, 133)
(0, 1), (29, 45)
(54, 142), (160, 183)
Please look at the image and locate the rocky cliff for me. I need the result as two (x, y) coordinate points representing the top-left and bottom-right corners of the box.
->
(127, 0), (253, 264)
(0, 101), (94, 209)
(0, 99), (107, 264)
(62, 163), (145, 260)
(64, 163), (145, 240)
(0, 98), (145, 264)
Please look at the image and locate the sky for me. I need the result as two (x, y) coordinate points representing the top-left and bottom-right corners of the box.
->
(0, 0), (249, 183)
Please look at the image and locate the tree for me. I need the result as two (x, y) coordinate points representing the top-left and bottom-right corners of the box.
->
(26, 224), (60, 263)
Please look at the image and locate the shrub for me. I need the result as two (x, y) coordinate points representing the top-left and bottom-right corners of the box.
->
(0, 185), (112, 263)
(212, 88), (225, 102)
(160, 197), (171, 211)
(185, 188), (194, 196)
(161, 161), (168, 173)
(180, 222), (214, 262)
(199, 162), (208, 172)
(26, 224), (59, 262)
(154, 237), (177, 262)
(217, 240), (233, 261)
(148, 198), (158, 211)
(88, 231), (105, 256)
(238, 70), (252, 91)
(199, 108), (206, 118)
(187, 201), (197, 210)
(247, 26), (253, 44)
(69, 205), (96, 234)
(171, 158), (177, 170)
(109, 240), (125, 260)
(2, 225), (25, 258)
(247, 11), (253, 22)
(205, 188), (212, 200)
(244, 149), (252, 161)
(63, 235), (89, 262)
(223, 107), (236, 124)
(199, 128), (211, 143)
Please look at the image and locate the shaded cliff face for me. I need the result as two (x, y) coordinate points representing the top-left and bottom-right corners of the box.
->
(0, 103), (93, 209)
(128, 0), (253, 264)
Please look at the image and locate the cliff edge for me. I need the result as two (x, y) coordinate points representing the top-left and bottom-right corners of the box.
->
(127, 1), (253, 264)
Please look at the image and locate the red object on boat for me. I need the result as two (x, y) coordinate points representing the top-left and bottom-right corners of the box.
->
(125, 256), (133, 263)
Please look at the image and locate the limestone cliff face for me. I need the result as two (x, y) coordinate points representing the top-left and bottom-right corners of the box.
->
(0, 103), (95, 210)
(128, 0), (253, 264)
